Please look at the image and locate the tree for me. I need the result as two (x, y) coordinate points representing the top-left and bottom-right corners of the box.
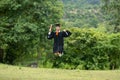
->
(102, 0), (120, 32)
(0, 0), (63, 64)
(51, 27), (120, 70)
(62, 0), (103, 28)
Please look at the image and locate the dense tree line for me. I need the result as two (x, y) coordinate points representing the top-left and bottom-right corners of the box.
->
(0, 0), (63, 64)
(0, 0), (120, 70)
(62, 0), (103, 28)
(51, 28), (120, 70)
(102, 0), (120, 32)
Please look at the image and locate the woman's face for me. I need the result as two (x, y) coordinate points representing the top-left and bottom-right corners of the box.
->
(56, 26), (60, 31)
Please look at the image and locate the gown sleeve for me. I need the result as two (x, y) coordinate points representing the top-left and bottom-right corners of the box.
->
(47, 31), (54, 39)
(62, 30), (72, 37)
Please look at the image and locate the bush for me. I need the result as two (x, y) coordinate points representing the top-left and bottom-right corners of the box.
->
(51, 27), (120, 70)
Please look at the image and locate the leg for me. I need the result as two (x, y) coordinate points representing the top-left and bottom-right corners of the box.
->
(58, 51), (64, 57)
(54, 51), (63, 57)
(54, 52), (59, 56)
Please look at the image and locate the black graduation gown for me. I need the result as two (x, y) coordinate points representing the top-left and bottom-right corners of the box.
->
(47, 30), (71, 53)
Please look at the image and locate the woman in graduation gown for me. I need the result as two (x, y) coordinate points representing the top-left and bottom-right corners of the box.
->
(47, 23), (71, 57)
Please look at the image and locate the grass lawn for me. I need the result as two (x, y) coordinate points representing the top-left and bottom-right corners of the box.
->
(0, 64), (120, 80)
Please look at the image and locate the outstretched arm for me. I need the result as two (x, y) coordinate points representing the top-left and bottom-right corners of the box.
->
(62, 30), (72, 37)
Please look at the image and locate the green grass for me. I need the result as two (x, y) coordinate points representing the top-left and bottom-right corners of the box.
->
(0, 64), (120, 80)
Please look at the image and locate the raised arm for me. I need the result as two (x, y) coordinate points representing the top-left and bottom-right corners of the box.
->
(47, 24), (54, 39)
(62, 30), (72, 37)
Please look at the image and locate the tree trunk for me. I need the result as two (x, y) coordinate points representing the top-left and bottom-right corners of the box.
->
(0, 48), (4, 63)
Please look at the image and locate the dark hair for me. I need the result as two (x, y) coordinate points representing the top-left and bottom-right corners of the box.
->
(55, 23), (60, 27)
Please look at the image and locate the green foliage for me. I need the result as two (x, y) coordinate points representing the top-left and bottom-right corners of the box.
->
(102, 0), (120, 32)
(0, 0), (63, 63)
(0, 0), (120, 70)
(62, 0), (104, 28)
(108, 33), (120, 69)
(51, 27), (120, 70)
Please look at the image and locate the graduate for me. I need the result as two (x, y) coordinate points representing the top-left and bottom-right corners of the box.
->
(47, 23), (71, 57)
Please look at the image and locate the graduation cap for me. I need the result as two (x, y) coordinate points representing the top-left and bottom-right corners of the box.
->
(55, 23), (60, 27)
